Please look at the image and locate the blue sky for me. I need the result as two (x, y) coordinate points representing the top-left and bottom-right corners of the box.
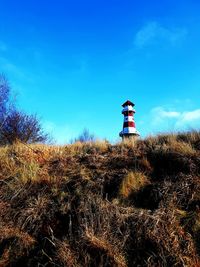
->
(0, 0), (200, 143)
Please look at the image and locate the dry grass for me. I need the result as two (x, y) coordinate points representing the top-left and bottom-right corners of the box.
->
(56, 240), (79, 267)
(84, 231), (127, 267)
(0, 130), (200, 266)
(119, 171), (150, 198)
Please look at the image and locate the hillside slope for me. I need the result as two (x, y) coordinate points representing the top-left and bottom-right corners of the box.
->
(0, 131), (200, 266)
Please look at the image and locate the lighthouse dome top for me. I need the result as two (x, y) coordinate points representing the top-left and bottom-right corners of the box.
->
(122, 100), (135, 107)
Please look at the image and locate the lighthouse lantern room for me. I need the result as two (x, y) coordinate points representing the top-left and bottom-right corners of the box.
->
(119, 100), (140, 139)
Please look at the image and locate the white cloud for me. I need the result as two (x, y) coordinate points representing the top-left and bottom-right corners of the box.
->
(134, 21), (188, 48)
(176, 109), (200, 128)
(151, 106), (200, 130)
(182, 109), (200, 121)
(152, 107), (180, 118)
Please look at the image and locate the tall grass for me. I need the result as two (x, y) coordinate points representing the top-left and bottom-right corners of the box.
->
(119, 171), (150, 198)
(0, 131), (199, 266)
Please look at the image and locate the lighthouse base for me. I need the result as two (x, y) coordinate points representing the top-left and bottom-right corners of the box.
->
(120, 133), (140, 140)
(119, 129), (140, 139)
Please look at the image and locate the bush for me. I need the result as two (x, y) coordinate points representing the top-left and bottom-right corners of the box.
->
(71, 128), (96, 143)
(0, 110), (49, 145)
(0, 75), (49, 145)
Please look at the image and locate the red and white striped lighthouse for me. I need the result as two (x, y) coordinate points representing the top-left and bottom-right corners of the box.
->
(119, 100), (140, 139)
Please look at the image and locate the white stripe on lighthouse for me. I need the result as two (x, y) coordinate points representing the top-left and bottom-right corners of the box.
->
(123, 127), (138, 134)
(122, 105), (135, 113)
(124, 116), (134, 122)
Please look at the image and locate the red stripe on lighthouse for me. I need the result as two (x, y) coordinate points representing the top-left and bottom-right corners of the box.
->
(123, 111), (134, 116)
(123, 121), (135, 128)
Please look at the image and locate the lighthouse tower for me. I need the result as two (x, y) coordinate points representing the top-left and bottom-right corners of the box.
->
(119, 100), (140, 139)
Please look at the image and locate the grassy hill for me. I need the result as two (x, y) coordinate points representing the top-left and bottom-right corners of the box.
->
(0, 131), (200, 266)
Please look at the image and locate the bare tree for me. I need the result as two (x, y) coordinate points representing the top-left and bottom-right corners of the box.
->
(71, 128), (96, 143)
(0, 74), (10, 122)
(0, 110), (49, 144)
(0, 74), (49, 145)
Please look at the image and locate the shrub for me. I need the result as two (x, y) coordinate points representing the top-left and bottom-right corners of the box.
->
(71, 128), (96, 143)
(0, 110), (49, 145)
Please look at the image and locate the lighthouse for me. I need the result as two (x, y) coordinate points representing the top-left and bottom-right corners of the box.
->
(119, 100), (140, 139)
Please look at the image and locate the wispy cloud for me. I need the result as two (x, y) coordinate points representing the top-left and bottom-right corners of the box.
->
(134, 21), (188, 48)
(175, 109), (200, 127)
(152, 107), (180, 119)
(151, 106), (200, 130)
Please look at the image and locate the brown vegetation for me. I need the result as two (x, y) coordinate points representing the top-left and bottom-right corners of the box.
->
(0, 75), (49, 145)
(0, 131), (200, 266)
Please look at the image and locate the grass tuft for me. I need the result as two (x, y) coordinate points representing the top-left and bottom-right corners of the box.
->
(119, 171), (150, 198)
